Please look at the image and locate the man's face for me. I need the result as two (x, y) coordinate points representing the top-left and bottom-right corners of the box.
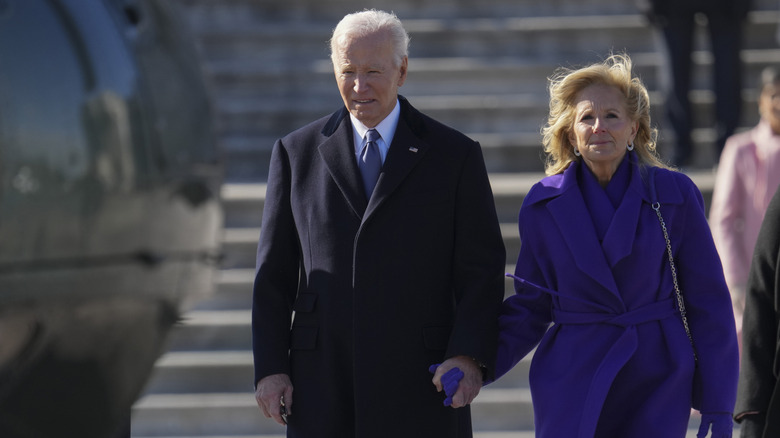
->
(333, 30), (407, 128)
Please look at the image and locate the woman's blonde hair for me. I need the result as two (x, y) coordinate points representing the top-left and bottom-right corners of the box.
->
(541, 53), (670, 175)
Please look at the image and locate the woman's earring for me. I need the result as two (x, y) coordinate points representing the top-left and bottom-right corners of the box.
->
(627, 142), (635, 151)
(573, 147), (581, 157)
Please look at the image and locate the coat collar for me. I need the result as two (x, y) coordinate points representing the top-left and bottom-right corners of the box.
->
(529, 154), (684, 310)
(544, 164), (623, 308)
(317, 96), (430, 220)
(600, 156), (651, 267)
(524, 154), (684, 208)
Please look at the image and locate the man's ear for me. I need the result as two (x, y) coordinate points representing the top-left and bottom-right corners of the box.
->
(397, 56), (408, 86)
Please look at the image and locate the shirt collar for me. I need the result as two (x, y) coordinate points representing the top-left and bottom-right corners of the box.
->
(351, 99), (400, 156)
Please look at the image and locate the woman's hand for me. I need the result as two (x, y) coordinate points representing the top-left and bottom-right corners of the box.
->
(697, 412), (733, 438)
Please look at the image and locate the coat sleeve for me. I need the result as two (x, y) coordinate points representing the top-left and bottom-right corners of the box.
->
(735, 189), (780, 419)
(491, 185), (552, 382)
(673, 176), (739, 413)
(251, 139), (300, 386)
(446, 141), (506, 380)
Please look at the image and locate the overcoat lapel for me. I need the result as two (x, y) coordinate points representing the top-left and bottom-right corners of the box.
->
(545, 163), (624, 310)
(317, 98), (430, 222)
(601, 161), (651, 267)
(364, 117), (428, 220)
(547, 186), (623, 308)
(318, 109), (368, 218)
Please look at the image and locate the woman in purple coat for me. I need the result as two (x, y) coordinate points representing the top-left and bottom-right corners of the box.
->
(494, 54), (739, 437)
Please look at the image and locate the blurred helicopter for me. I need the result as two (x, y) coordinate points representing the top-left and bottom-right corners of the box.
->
(0, 0), (223, 436)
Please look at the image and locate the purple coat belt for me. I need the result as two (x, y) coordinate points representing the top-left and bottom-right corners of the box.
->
(505, 274), (683, 436)
(553, 298), (678, 435)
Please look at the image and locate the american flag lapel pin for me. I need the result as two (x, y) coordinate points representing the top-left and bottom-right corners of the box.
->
(409, 146), (419, 153)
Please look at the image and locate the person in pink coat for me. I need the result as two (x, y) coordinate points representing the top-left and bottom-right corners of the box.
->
(709, 66), (780, 348)
(492, 54), (738, 437)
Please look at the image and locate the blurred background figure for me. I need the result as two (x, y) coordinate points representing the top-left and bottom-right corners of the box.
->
(638, 0), (751, 167)
(709, 66), (780, 352)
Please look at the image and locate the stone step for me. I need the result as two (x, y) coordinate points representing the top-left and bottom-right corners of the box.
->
(192, 269), (254, 311)
(178, 0), (646, 29)
(220, 228), (263, 270)
(132, 432), (716, 438)
(195, 16), (648, 68)
(132, 392), (286, 436)
(179, 0), (779, 26)
(132, 388), (715, 436)
(143, 351), (254, 394)
(168, 311), (253, 352)
(130, 424), (721, 438)
(134, 431), (536, 438)
(220, 183), (267, 229)
(132, 387), (534, 436)
(132, 435), (537, 438)
(205, 42), (780, 108)
(143, 347), (532, 395)
(131, 434), (707, 438)
(191, 11), (779, 64)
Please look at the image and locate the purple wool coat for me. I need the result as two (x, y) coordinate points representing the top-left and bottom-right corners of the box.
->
(495, 154), (739, 437)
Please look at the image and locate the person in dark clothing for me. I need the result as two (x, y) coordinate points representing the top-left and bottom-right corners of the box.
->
(734, 189), (780, 437)
(638, 0), (751, 167)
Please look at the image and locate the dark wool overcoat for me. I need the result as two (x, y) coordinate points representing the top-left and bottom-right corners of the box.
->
(494, 154), (739, 437)
(735, 189), (780, 438)
(252, 96), (506, 438)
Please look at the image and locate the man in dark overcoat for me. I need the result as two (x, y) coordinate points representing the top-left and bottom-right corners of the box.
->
(251, 9), (506, 438)
(735, 188), (780, 437)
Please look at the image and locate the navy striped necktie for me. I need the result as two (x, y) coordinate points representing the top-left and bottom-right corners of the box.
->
(359, 129), (381, 200)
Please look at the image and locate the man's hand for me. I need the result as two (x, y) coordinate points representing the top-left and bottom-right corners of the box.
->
(431, 356), (483, 408)
(255, 373), (293, 426)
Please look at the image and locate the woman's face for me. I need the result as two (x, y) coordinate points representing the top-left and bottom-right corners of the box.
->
(568, 83), (638, 169)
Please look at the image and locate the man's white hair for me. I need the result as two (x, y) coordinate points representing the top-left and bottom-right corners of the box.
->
(329, 9), (410, 67)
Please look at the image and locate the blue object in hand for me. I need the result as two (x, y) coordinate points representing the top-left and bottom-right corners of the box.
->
(697, 412), (733, 438)
(429, 364), (465, 406)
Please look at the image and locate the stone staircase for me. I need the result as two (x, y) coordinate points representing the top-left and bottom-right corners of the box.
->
(131, 0), (779, 436)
